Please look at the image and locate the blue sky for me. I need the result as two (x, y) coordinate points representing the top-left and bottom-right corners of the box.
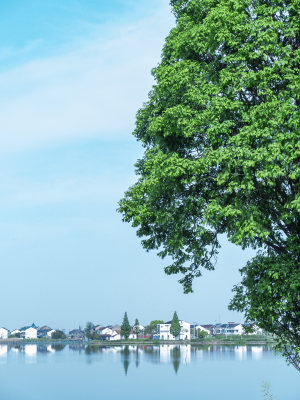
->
(0, 0), (254, 331)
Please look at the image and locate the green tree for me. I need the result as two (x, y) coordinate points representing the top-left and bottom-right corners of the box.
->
(121, 312), (131, 339)
(197, 329), (208, 339)
(144, 320), (164, 335)
(84, 322), (94, 341)
(133, 318), (141, 340)
(170, 311), (181, 339)
(51, 330), (66, 340)
(119, 0), (299, 369)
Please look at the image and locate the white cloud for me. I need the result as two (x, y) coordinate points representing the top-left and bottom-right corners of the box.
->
(0, 2), (174, 152)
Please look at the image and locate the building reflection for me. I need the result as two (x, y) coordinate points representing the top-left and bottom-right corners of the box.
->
(2, 342), (267, 370)
(0, 344), (8, 359)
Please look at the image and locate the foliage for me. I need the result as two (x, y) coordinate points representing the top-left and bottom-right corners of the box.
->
(229, 252), (300, 370)
(51, 330), (66, 340)
(118, 0), (299, 368)
(133, 318), (141, 338)
(197, 329), (208, 339)
(144, 320), (165, 335)
(170, 311), (181, 338)
(84, 322), (95, 341)
(121, 312), (131, 339)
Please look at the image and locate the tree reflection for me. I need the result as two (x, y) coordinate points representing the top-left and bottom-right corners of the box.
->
(51, 344), (66, 352)
(121, 346), (130, 375)
(85, 345), (100, 355)
(171, 346), (181, 374)
(135, 346), (140, 369)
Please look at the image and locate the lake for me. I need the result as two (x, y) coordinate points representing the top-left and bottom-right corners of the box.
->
(0, 343), (299, 399)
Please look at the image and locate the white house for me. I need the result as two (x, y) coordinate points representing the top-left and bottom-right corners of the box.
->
(213, 323), (244, 335)
(99, 327), (114, 336)
(0, 327), (9, 339)
(243, 323), (263, 335)
(108, 330), (121, 341)
(190, 324), (211, 338)
(128, 331), (137, 339)
(157, 321), (191, 340)
(23, 327), (37, 339)
(10, 329), (21, 336)
(132, 324), (144, 333)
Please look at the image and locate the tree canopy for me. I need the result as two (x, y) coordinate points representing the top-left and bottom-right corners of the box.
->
(119, 0), (299, 369)
(84, 322), (95, 341)
(170, 311), (181, 338)
(144, 320), (164, 335)
(121, 312), (131, 339)
(51, 330), (66, 340)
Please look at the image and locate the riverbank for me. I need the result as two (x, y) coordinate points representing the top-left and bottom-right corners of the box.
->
(0, 335), (276, 346)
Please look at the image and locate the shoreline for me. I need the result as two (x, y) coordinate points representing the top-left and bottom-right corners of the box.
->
(0, 336), (276, 346)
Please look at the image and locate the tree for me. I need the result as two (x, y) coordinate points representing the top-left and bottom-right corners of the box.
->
(144, 320), (164, 335)
(84, 322), (94, 341)
(121, 312), (131, 339)
(170, 312), (181, 339)
(133, 318), (141, 340)
(197, 329), (208, 340)
(118, 0), (299, 369)
(51, 330), (66, 340)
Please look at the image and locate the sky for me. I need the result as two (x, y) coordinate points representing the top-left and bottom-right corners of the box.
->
(0, 0), (255, 331)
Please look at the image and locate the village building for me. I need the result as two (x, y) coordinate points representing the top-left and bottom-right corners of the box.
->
(212, 322), (244, 335)
(190, 324), (211, 338)
(0, 327), (9, 339)
(157, 321), (191, 340)
(21, 324), (38, 339)
(68, 329), (84, 340)
(37, 326), (56, 338)
(10, 329), (21, 337)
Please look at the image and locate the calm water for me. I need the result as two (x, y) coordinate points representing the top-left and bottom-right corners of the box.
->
(0, 343), (299, 399)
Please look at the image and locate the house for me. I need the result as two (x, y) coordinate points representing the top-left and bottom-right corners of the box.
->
(22, 325), (38, 339)
(10, 329), (21, 337)
(128, 330), (137, 339)
(94, 325), (105, 333)
(157, 321), (191, 340)
(213, 322), (244, 335)
(243, 323), (263, 335)
(199, 324), (213, 334)
(109, 330), (121, 341)
(132, 324), (145, 334)
(0, 327), (9, 339)
(69, 329), (84, 340)
(38, 326), (56, 338)
(190, 324), (211, 338)
(101, 327), (114, 336)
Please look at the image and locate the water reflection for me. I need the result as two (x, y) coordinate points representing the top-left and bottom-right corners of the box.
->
(2, 343), (271, 373)
(121, 346), (130, 375)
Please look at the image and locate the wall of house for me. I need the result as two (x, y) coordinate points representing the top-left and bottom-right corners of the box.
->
(0, 328), (9, 339)
(25, 328), (37, 339)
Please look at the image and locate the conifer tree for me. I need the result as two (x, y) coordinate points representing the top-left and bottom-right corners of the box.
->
(121, 312), (131, 339)
(170, 311), (181, 339)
